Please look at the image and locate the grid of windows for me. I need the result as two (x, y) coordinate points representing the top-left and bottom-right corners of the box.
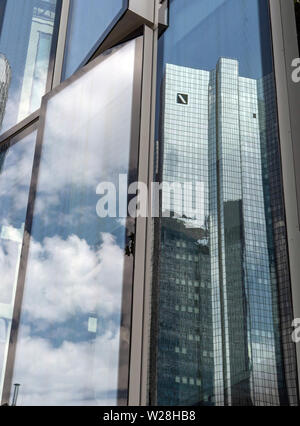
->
(158, 64), (214, 406)
(0, 0), (298, 408)
(156, 56), (298, 406)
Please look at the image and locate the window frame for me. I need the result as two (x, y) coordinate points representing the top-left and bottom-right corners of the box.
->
(0, 120), (39, 404)
(61, 0), (129, 80)
(0, 0), (62, 139)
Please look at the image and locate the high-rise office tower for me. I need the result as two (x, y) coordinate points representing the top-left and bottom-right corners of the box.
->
(0, 0), (299, 407)
(154, 58), (298, 406)
(257, 74), (298, 403)
(208, 58), (290, 406)
(155, 63), (213, 405)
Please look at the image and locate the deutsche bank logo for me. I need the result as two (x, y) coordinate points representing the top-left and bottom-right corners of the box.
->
(177, 93), (188, 105)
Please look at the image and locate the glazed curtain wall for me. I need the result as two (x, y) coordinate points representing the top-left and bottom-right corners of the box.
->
(6, 38), (141, 406)
(0, 129), (37, 400)
(62, 0), (128, 80)
(152, 0), (298, 406)
(0, 0), (59, 134)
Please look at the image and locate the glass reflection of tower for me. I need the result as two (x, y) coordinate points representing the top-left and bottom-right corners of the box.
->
(18, 0), (57, 121)
(208, 58), (281, 406)
(156, 63), (214, 406)
(257, 74), (299, 406)
(0, 53), (11, 130)
(156, 59), (292, 406)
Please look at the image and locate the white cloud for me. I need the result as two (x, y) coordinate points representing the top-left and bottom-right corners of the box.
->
(3, 231), (130, 405)
(34, 40), (136, 216)
(0, 134), (36, 213)
(12, 327), (120, 406)
(0, 239), (20, 304)
(23, 232), (124, 322)
(0, 41), (138, 405)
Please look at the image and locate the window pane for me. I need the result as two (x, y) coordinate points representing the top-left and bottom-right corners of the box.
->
(0, 130), (37, 398)
(0, 0), (59, 134)
(152, 0), (297, 406)
(11, 38), (140, 406)
(62, 0), (127, 80)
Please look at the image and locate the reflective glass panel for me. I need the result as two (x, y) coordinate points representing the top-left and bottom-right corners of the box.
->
(62, 0), (127, 80)
(10, 38), (140, 406)
(152, 0), (298, 406)
(0, 130), (37, 399)
(0, 0), (59, 134)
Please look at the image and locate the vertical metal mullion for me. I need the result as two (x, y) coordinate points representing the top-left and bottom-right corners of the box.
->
(0, 119), (41, 406)
(128, 25), (155, 407)
(127, 0), (161, 399)
(117, 36), (145, 407)
(140, 1), (160, 406)
(52, 0), (71, 88)
(44, 0), (64, 93)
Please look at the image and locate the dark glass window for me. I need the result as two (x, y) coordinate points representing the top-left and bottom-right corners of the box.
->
(0, 0), (59, 134)
(62, 0), (127, 80)
(10, 38), (141, 406)
(151, 0), (298, 406)
(0, 129), (37, 399)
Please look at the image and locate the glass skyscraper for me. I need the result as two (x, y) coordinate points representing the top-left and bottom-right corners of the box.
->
(154, 58), (298, 405)
(0, 0), (299, 407)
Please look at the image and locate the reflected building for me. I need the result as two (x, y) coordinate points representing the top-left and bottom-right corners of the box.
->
(0, 54), (11, 130)
(156, 63), (214, 406)
(257, 74), (299, 405)
(0, 0), (298, 408)
(156, 217), (214, 405)
(18, 0), (57, 120)
(0, 0), (58, 134)
(209, 58), (281, 406)
(155, 58), (296, 406)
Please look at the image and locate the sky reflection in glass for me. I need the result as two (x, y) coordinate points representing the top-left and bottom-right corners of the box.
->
(11, 39), (138, 406)
(0, 0), (58, 134)
(154, 0), (297, 406)
(62, 0), (127, 80)
(0, 131), (36, 399)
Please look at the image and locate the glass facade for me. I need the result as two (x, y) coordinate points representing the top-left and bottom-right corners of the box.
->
(0, 0), (59, 134)
(0, 128), (37, 398)
(0, 0), (299, 408)
(151, 0), (298, 406)
(8, 38), (141, 406)
(62, 0), (127, 80)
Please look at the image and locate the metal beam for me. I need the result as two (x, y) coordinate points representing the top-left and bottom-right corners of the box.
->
(52, 0), (70, 87)
(128, 1), (160, 405)
(128, 0), (155, 26)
